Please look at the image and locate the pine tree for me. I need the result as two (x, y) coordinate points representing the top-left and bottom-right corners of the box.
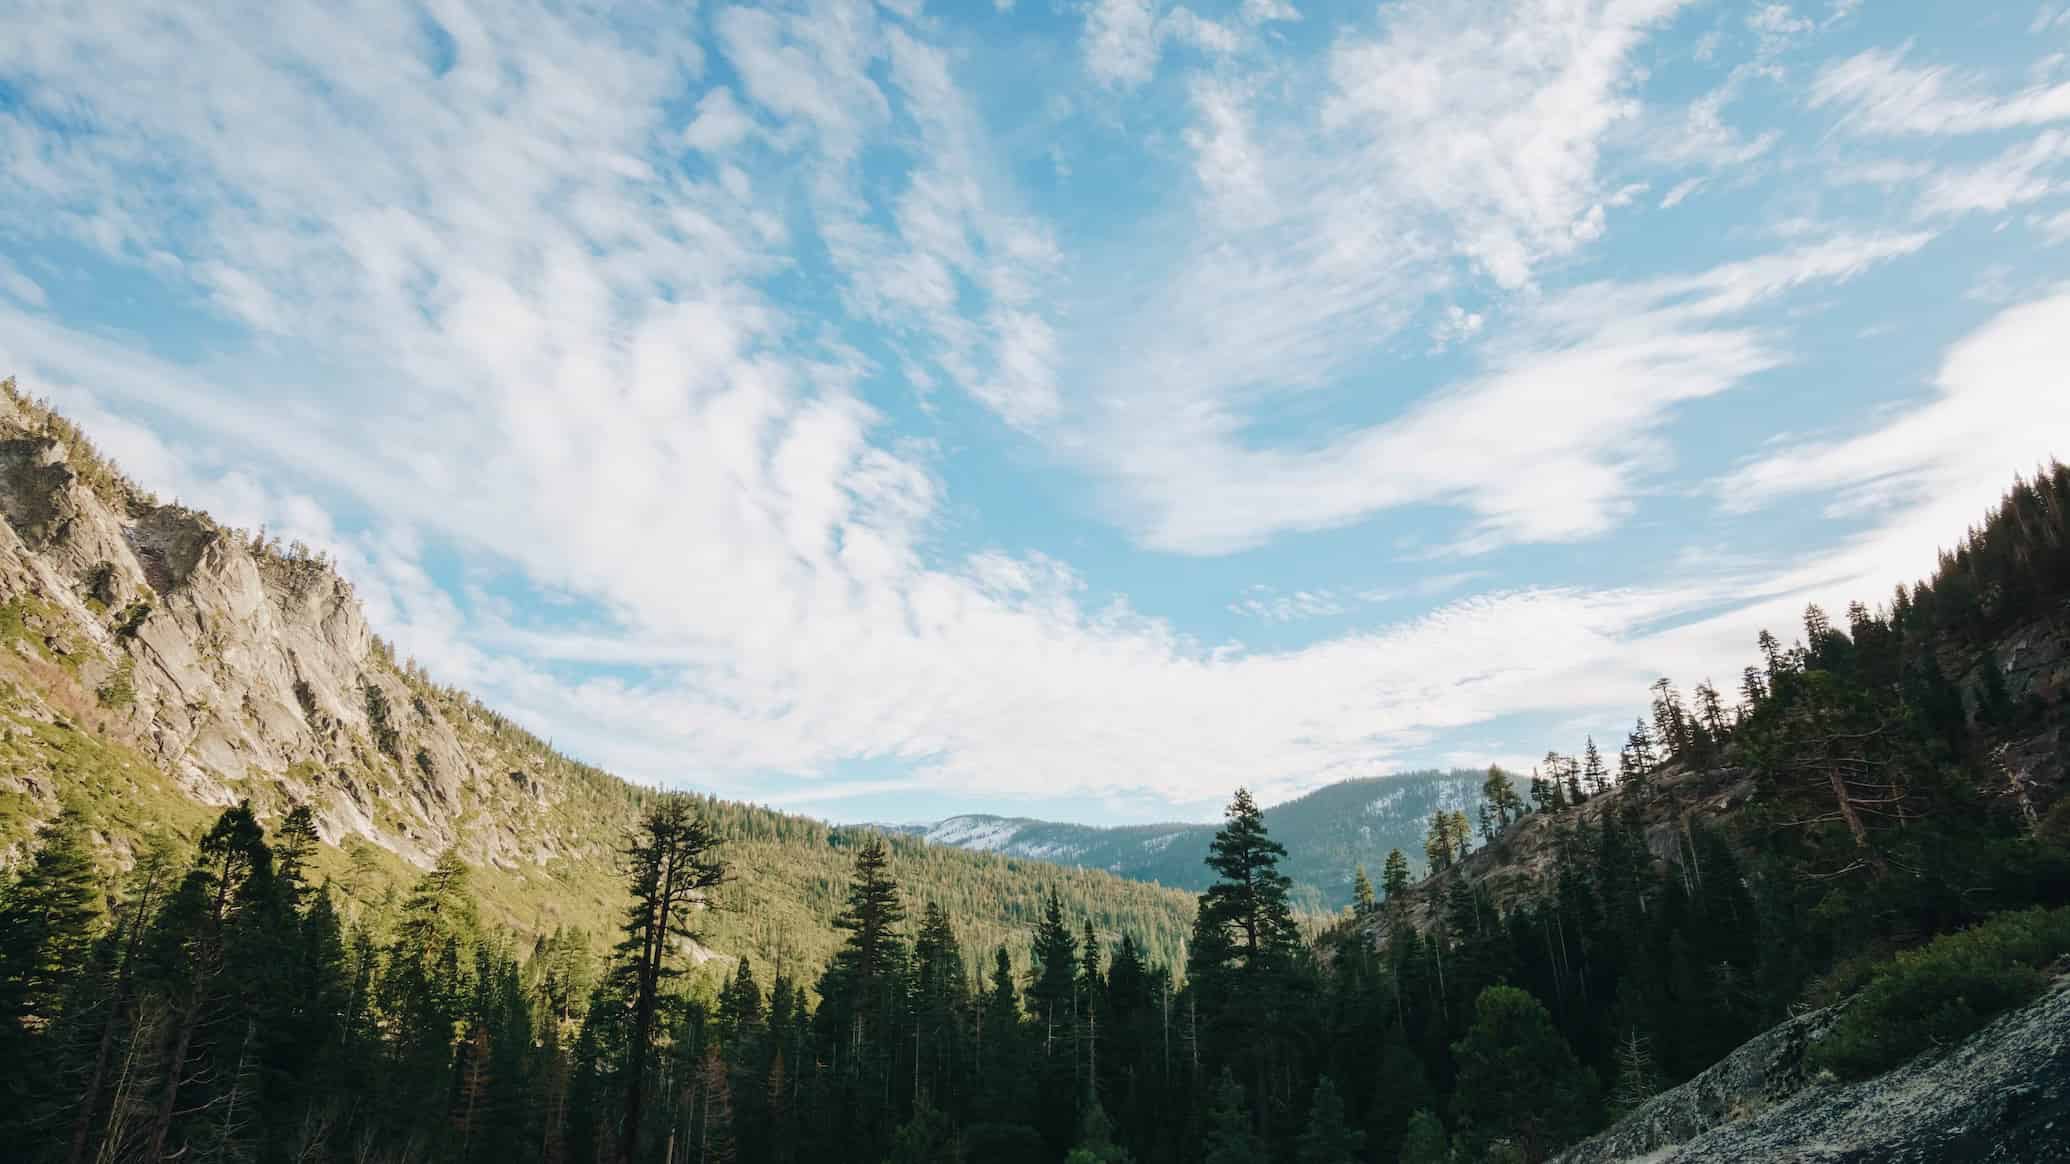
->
(1188, 790), (1302, 1141)
(691, 1045), (737, 1164)
(0, 808), (103, 1037)
(1625, 718), (1658, 779)
(1065, 1098), (1133, 1164)
(1694, 680), (1729, 745)
(884, 1095), (956, 1163)
(718, 956), (763, 1048)
(1295, 1076), (1363, 1164)
(1369, 1041), (1436, 1152)
(612, 796), (726, 1164)
(1651, 678), (1691, 758)
(1450, 986), (1596, 1163)
(1483, 766), (1521, 827)
(1200, 1068), (1263, 1164)
(1759, 629), (1784, 677)
(1350, 865), (1377, 922)
(1424, 816), (1454, 872)
(144, 801), (272, 1161)
(1030, 890), (1078, 1050)
(1380, 849), (1411, 904)
(1609, 1026), (1661, 1116)
(1190, 790), (1300, 975)
(1582, 737), (1610, 796)
(1397, 1109), (1450, 1164)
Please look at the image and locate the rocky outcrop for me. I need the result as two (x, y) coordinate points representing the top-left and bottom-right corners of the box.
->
(1555, 975), (2070, 1163)
(0, 383), (614, 872)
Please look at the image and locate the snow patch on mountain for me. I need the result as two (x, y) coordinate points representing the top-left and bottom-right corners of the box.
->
(923, 815), (1028, 852)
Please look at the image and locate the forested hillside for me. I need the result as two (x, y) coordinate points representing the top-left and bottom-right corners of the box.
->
(896, 770), (1487, 911)
(0, 379), (1195, 981)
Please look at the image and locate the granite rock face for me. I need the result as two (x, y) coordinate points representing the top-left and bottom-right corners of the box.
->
(0, 388), (601, 872)
(1555, 976), (2070, 1164)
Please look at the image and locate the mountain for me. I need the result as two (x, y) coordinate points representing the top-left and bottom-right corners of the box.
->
(0, 379), (1195, 977)
(894, 769), (1489, 911)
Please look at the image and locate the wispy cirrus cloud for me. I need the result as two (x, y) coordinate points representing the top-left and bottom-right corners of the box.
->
(1811, 45), (2070, 137)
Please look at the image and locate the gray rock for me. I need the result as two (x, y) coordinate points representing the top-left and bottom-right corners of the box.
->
(1555, 977), (2070, 1164)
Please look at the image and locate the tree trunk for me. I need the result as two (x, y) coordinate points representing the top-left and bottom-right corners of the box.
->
(1827, 766), (1888, 875)
(147, 995), (200, 1161)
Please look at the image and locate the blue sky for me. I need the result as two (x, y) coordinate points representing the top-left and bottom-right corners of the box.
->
(3, 0), (2069, 826)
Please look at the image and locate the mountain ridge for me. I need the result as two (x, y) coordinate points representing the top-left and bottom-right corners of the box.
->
(888, 769), (1490, 910)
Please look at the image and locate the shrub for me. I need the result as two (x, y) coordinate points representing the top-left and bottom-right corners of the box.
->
(1809, 905), (2070, 1079)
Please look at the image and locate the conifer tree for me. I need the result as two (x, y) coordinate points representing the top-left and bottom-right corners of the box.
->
(1200, 1068), (1263, 1164)
(1065, 1097), (1133, 1164)
(1029, 890), (1078, 1046)
(1757, 628), (1782, 676)
(1188, 790), (1301, 1140)
(0, 808), (102, 1040)
(1380, 849), (1411, 904)
(1482, 766), (1521, 827)
(1398, 1110), (1450, 1164)
(144, 801), (273, 1161)
(1350, 865), (1377, 922)
(1581, 737), (1610, 796)
(1423, 816), (1455, 873)
(613, 796), (726, 1164)
(1694, 680), (1729, 745)
(1648, 678), (1688, 759)
(1190, 790), (1300, 975)
(1451, 986), (1596, 1163)
(1608, 1026), (1661, 1116)
(885, 1096), (956, 1163)
(1295, 1076), (1363, 1164)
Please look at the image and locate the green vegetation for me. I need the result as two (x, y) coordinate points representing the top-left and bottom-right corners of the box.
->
(1809, 905), (2070, 1080)
(94, 658), (134, 709)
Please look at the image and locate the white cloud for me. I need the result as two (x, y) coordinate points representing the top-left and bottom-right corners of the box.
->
(1323, 0), (1692, 289)
(683, 87), (756, 153)
(1082, 0), (1240, 91)
(0, 258), (45, 307)
(1812, 46), (2070, 136)
(1084, 0), (1160, 89)
(1660, 177), (1704, 208)
(1723, 290), (2070, 523)
(1228, 586), (1347, 622)
(1241, 0), (1299, 24)
(1428, 304), (1485, 351)
(1915, 130), (2070, 216)
(1086, 233), (1928, 555)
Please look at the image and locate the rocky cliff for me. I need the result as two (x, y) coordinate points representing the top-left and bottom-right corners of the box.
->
(1554, 973), (2070, 1163)
(0, 385), (621, 877)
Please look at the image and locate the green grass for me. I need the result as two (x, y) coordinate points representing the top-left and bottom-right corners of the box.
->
(1809, 905), (2070, 1080)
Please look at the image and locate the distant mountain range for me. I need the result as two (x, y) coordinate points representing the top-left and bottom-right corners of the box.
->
(888, 770), (1488, 911)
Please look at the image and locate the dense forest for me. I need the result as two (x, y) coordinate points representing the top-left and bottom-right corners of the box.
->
(2, 466), (2068, 1163)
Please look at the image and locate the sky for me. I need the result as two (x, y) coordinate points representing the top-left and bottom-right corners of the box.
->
(2, 0), (2069, 827)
